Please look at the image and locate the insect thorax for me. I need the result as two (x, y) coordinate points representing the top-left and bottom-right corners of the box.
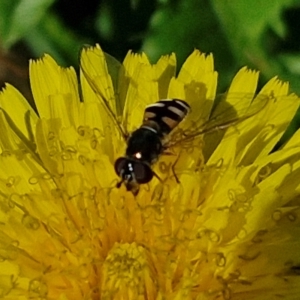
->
(126, 127), (163, 164)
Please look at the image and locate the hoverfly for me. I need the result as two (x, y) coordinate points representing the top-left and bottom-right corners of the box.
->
(80, 45), (271, 195)
(114, 99), (190, 194)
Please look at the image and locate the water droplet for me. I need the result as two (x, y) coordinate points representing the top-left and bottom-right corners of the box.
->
(216, 158), (223, 168)
(61, 151), (72, 160)
(28, 176), (39, 185)
(238, 251), (261, 261)
(65, 146), (76, 153)
(252, 230), (268, 243)
(78, 155), (87, 165)
(159, 161), (171, 174)
(228, 189), (235, 201)
(0, 243), (19, 260)
(48, 146), (58, 157)
(272, 210), (282, 221)
(41, 173), (52, 180)
(89, 187), (97, 200)
(6, 177), (16, 188)
(90, 138), (98, 149)
(237, 228), (247, 240)
(48, 131), (55, 140)
(208, 230), (220, 242)
(77, 126), (86, 136)
(216, 253), (226, 267)
(22, 214), (40, 230)
(287, 212), (297, 222)
(28, 279), (48, 297)
(255, 164), (272, 185)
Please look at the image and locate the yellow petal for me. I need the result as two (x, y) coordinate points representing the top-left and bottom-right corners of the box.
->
(30, 54), (80, 127)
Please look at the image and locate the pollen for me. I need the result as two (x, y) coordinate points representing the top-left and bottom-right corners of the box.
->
(101, 242), (155, 298)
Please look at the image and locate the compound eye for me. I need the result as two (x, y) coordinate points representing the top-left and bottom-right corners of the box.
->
(133, 162), (153, 183)
(114, 157), (127, 176)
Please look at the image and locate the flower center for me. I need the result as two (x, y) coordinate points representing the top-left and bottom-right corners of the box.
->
(101, 242), (156, 298)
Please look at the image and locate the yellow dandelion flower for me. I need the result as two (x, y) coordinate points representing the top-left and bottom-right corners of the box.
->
(0, 44), (300, 300)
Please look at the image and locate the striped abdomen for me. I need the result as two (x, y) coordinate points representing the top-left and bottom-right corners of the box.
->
(142, 99), (190, 136)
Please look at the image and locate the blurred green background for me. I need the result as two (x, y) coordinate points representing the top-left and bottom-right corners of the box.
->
(1, 0), (300, 135)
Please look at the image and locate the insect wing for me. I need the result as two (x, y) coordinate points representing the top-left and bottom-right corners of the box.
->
(80, 45), (127, 139)
(167, 92), (271, 147)
(121, 55), (161, 134)
(204, 92), (269, 133)
(103, 51), (126, 115)
(80, 45), (160, 137)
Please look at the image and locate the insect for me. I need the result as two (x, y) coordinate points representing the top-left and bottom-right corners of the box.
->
(114, 99), (190, 195)
(80, 45), (272, 195)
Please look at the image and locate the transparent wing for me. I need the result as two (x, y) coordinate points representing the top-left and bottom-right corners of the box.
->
(103, 51), (126, 114)
(80, 45), (127, 139)
(166, 92), (272, 147)
(80, 46), (272, 149)
(80, 45), (162, 138)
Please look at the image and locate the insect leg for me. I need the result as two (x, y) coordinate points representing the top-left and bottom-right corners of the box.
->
(171, 154), (181, 183)
(152, 170), (163, 182)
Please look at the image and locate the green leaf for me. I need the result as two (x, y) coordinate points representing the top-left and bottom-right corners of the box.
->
(210, 0), (296, 71)
(0, 1), (16, 43)
(142, 0), (235, 90)
(1, 0), (56, 48)
(24, 12), (86, 66)
(278, 54), (300, 75)
(211, 0), (300, 96)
